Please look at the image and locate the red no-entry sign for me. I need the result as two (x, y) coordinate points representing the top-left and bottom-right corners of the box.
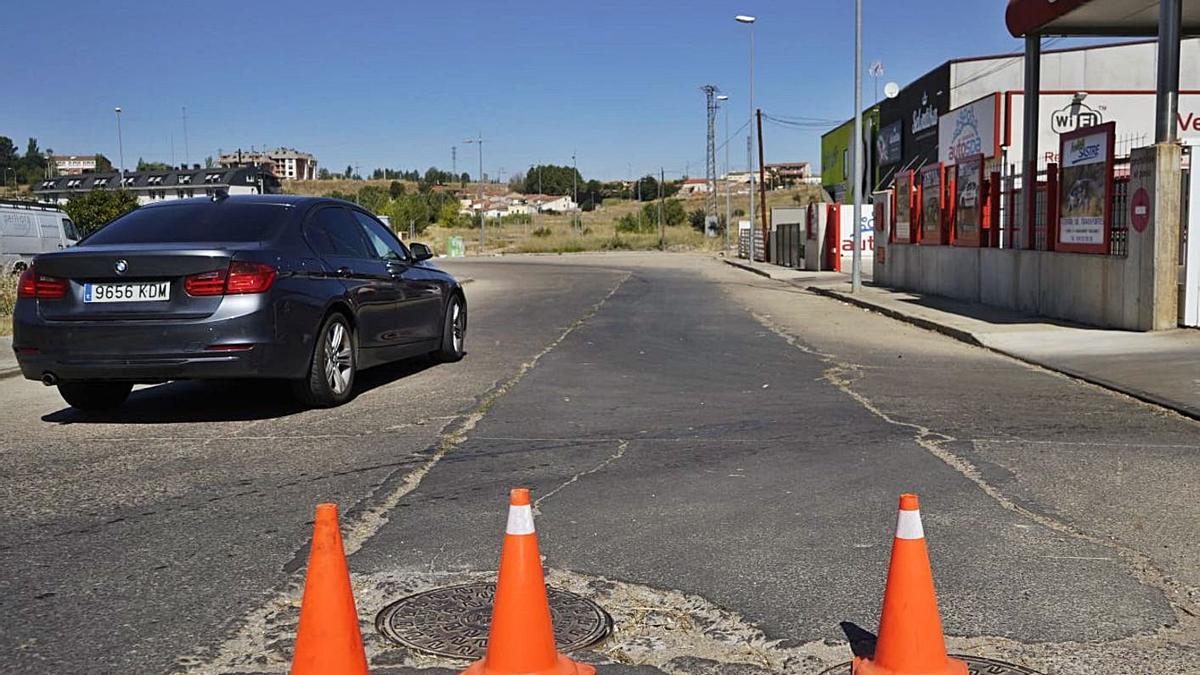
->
(1131, 187), (1151, 233)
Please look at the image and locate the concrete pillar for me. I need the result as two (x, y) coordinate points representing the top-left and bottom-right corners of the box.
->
(1021, 35), (1041, 249)
(1126, 144), (1182, 330)
(1156, 0), (1182, 143)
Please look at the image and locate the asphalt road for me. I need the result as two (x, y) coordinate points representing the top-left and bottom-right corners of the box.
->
(1, 253), (1197, 675)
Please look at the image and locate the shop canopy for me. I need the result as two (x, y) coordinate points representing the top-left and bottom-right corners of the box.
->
(1006, 0), (1200, 37)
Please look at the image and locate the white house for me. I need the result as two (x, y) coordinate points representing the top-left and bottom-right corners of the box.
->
(528, 195), (577, 212)
(33, 166), (281, 206)
(678, 178), (711, 195)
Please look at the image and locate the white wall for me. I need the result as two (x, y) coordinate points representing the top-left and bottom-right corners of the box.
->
(949, 38), (1200, 108)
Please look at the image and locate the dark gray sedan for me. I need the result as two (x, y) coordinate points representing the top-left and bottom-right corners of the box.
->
(12, 195), (466, 410)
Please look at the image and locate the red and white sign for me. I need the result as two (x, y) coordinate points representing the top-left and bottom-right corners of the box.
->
(1130, 187), (1151, 233)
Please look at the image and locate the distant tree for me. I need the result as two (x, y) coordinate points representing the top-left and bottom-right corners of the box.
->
(204, 156), (214, 168)
(634, 175), (658, 202)
(688, 208), (707, 232)
(94, 154), (114, 173)
(19, 138), (45, 183)
(64, 190), (139, 236)
(459, 172), (469, 185)
(344, 165), (354, 179)
(136, 158), (172, 171)
(356, 185), (390, 213)
(642, 199), (686, 227)
(520, 164), (582, 196)
(388, 194), (432, 234)
(388, 180), (406, 199)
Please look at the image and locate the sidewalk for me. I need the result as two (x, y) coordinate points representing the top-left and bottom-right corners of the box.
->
(721, 257), (1200, 420)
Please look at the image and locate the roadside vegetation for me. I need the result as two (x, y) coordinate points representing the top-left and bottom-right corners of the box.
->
(0, 273), (17, 337)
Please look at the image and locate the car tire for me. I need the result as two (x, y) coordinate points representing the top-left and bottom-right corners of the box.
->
(292, 312), (357, 408)
(432, 295), (466, 363)
(58, 382), (133, 411)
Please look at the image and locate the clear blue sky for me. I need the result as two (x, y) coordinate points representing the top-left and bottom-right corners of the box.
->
(5, 1), (1078, 181)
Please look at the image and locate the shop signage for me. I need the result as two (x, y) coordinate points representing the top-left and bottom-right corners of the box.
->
(1050, 100), (1104, 134)
(1057, 122), (1114, 253)
(877, 120), (903, 166)
(912, 92), (939, 134)
(938, 94), (998, 165)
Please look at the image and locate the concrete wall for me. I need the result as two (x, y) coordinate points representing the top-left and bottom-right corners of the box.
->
(877, 244), (1142, 330)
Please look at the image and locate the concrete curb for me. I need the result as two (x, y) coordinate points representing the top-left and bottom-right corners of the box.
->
(0, 367), (21, 381)
(720, 257), (776, 279)
(809, 287), (1200, 422)
(806, 286), (985, 348)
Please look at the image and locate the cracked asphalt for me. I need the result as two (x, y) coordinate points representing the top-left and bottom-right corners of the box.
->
(1, 253), (1197, 674)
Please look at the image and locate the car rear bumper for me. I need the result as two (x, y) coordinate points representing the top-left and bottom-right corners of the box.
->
(12, 295), (311, 383)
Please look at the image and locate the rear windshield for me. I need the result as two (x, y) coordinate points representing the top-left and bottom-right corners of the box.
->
(83, 202), (291, 245)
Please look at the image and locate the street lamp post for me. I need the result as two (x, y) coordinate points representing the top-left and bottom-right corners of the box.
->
(463, 134), (485, 250)
(571, 151), (578, 232)
(114, 107), (125, 181)
(735, 15), (756, 263)
(717, 94), (731, 251)
(851, 0), (864, 293)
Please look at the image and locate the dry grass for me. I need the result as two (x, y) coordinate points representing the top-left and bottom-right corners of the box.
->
(0, 273), (16, 337)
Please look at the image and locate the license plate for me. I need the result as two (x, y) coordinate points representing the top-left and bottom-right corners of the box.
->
(83, 281), (171, 303)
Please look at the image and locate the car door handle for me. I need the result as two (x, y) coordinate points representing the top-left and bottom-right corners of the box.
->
(336, 267), (353, 278)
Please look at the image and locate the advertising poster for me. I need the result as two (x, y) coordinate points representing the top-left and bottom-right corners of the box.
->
(895, 172), (913, 243)
(954, 155), (984, 247)
(920, 164), (943, 244)
(877, 120), (903, 167)
(838, 205), (874, 261)
(1057, 122), (1114, 253)
(938, 94), (999, 165)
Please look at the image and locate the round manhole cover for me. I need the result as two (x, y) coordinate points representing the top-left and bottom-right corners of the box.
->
(375, 582), (612, 660)
(819, 655), (1042, 675)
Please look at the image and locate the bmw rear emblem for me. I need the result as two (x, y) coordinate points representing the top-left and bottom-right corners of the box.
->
(114, 259), (128, 274)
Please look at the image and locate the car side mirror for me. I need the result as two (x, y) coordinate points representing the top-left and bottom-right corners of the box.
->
(410, 243), (434, 261)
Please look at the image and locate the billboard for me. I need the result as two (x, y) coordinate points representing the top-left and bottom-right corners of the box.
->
(877, 120), (903, 166)
(895, 171), (913, 243)
(1057, 122), (1114, 253)
(838, 205), (874, 260)
(938, 94), (1000, 165)
(1006, 92), (1200, 167)
(953, 155), (984, 247)
(821, 107), (881, 201)
(920, 164), (944, 245)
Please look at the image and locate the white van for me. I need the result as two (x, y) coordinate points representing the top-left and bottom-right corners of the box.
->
(0, 201), (80, 273)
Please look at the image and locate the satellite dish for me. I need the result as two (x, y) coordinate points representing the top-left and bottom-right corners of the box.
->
(883, 82), (900, 99)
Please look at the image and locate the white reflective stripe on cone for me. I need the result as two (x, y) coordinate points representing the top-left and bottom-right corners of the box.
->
(896, 509), (924, 540)
(506, 504), (535, 535)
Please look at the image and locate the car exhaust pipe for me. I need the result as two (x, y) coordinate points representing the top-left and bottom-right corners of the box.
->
(41, 372), (58, 386)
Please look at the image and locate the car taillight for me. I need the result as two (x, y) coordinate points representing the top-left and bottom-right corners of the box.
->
(184, 270), (227, 296)
(17, 267), (67, 300)
(184, 262), (276, 297)
(225, 261), (276, 295)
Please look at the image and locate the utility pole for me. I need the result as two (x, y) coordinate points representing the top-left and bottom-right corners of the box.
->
(756, 109), (769, 261)
(182, 106), (190, 168)
(702, 84), (719, 237)
(851, 0), (864, 293)
(718, 95), (731, 250)
(572, 151), (578, 231)
(451, 146), (457, 179)
(113, 107), (125, 181)
(658, 167), (665, 249)
(736, 15), (757, 263)
(464, 134), (485, 249)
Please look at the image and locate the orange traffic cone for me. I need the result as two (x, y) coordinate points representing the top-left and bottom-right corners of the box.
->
(461, 489), (595, 675)
(853, 494), (968, 675)
(290, 503), (370, 675)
